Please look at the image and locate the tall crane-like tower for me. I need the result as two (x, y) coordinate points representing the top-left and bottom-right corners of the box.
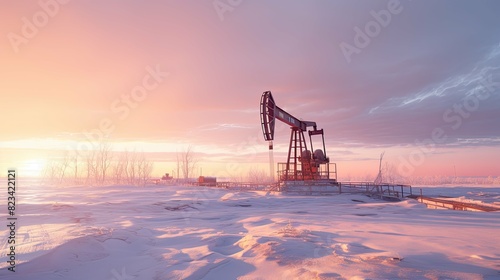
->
(260, 91), (336, 184)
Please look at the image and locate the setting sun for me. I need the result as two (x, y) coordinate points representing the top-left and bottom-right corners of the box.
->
(20, 158), (46, 178)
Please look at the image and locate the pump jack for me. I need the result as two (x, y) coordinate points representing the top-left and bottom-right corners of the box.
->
(260, 91), (337, 184)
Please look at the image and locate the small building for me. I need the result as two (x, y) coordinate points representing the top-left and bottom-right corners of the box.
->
(198, 176), (217, 186)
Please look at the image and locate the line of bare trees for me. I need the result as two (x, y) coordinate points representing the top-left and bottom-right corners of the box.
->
(43, 143), (154, 186)
(43, 143), (287, 185)
(111, 149), (153, 185)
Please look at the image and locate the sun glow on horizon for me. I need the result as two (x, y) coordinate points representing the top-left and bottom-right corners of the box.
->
(20, 158), (47, 178)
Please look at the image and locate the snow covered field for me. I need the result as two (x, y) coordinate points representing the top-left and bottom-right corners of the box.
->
(1, 183), (499, 279)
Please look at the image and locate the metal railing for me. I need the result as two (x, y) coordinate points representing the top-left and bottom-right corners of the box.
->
(338, 182), (412, 199)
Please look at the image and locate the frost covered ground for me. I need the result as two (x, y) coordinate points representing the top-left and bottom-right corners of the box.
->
(0, 183), (499, 279)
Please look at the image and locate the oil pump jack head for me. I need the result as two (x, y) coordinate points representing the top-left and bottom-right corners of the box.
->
(260, 91), (276, 141)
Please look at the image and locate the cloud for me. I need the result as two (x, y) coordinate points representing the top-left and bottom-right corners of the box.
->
(331, 44), (500, 147)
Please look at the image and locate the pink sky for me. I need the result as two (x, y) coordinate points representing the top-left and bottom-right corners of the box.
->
(1, 1), (499, 179)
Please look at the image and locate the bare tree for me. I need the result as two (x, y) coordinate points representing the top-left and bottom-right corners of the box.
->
(41, 152), (71, 185)
(138, 152), (154, 186)
(58, 152), (71, 184)
(71, 150), (79, 183)
(82, 141), (113, 185)
(175, 152), (180, 179)
(43, 159), (60, 183)
(247, 167), (268, 184)
(97, 142), (113, 184)
(84, 149), (97, 185)
(110, 150), (154, 186)
(121, 150), (130, 183)
(112, 150), (129, 184)
(374, 152), (385, 184)
(128, 150), (138, 185)
(180, 146), (197, 180)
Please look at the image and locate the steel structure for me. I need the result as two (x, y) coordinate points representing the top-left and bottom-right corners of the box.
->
(260, 91), (336, 183)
